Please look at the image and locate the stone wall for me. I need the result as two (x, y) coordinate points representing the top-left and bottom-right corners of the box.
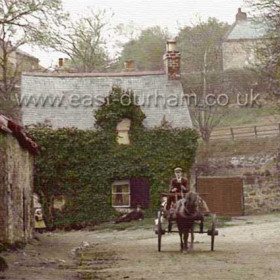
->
(0, 133), (34, 244)
(222, 39), (270, 70)
(197, 152), (280, 215)
(222, 40), (257, 70)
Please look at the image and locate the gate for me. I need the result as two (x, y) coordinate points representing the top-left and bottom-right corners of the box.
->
(196, 176), (244, 216)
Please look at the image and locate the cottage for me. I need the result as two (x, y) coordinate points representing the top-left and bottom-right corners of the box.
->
(0, 44), (40, 79)
(222, 8), (271, 70)
(0, 114), (38, 244)
(21, 41), (192, 130)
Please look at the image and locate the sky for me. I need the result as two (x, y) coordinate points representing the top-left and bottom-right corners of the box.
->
(21, 0), (246, 68)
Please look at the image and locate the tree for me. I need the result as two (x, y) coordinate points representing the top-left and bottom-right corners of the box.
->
(48, 9), (113, 72)
(0, 0), (66, 119)
(190, 103), (227, 144)
(118, 26), (170, 71)
(245, 0), (280, 95)
(177, 18), (230, 88)
(177, 18), (230, 143)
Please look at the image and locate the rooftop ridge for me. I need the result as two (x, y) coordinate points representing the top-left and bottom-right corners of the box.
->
(22, 70), (166, 78)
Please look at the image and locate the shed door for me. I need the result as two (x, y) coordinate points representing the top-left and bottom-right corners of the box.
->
(197, 177), (244, 216)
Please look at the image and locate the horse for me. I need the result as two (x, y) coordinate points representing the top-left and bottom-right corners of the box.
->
(175, 191), (202, 253)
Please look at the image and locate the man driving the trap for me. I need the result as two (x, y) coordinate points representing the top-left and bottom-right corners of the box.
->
(166, 167), (189, 210)
(166, 167), (210, 215)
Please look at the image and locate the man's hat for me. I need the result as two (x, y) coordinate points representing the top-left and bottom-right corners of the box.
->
(174, 167), (182, 172)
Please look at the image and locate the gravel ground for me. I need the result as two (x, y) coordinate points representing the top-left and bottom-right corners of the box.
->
(1, 214), (280, 280)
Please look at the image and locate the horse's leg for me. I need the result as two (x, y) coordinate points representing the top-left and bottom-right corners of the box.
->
(168, 221), (172, 232)
(179, 232), (184, 252)
(184, 229), (189, 252)
(189, 224), (194, 251)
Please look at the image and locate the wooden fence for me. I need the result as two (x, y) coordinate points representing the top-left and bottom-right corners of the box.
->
(210, 123), (280, 141)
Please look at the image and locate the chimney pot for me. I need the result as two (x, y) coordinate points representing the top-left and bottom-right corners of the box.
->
(124, 60), (135, 71)
(58, 58), (63, 67)
(166, 40), (177, 52)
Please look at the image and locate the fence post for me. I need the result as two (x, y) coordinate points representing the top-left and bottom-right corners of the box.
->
(254, 126), (257, 138)
(230, 128), (234, 140)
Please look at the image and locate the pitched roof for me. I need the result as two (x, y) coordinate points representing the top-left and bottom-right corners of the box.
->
(21, 72), (193, 130)
(22, 71), (165, 78)
(16, 49), (39, 61)
(224, 18), (270, 41)
(0, 114), (39, 155)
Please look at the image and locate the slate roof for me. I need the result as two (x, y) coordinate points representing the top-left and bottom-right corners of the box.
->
(224, 18), (271, 41)
(21, 71), (193, 130)
(0, 114), (39, 155)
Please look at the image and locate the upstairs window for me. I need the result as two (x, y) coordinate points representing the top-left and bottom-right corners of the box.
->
(116, 118), (131, 145)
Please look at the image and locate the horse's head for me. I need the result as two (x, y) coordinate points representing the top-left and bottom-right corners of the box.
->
(183, 192), (199, 215)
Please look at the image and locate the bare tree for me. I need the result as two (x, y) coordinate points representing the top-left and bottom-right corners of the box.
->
(0, 0), (66, 118)
(176, 18), (229, 143)
(48, 9), (114, 72)
(189, 37), (227, 144)
(192, 49), (226, 144)
(190, 103), (226, 144)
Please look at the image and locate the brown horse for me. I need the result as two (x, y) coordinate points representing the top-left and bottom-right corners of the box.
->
(175, 192), (201, 253)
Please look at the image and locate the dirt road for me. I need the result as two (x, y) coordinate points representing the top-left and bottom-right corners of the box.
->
(1, 214), (280, 280)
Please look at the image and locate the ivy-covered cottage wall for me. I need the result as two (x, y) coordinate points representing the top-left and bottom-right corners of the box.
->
(29, 127), (198, 228)
(28, 87), (198, 228)
(0, 134), (34, 244)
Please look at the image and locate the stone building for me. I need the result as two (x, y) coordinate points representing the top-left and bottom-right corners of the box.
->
(15, 49), (40, 73)
(0, 44), (40, 77)
(21, 40), (193, 130)
(222, 8), (270, 70)
(0, 114), (39, 244)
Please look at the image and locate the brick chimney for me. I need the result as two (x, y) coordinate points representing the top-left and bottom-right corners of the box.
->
(236, 8), (247, 21)
(163, 40), (181, 80)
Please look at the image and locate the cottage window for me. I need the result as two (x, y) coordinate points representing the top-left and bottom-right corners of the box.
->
(112, 180), (130, 207)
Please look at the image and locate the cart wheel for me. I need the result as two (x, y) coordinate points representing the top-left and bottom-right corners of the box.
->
(157, 211), (162, 252)
(211, 214), (217, 251)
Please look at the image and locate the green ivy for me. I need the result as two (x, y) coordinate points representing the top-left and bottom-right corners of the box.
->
(94, 85), (146, 132)
(28, 87), (199, 227)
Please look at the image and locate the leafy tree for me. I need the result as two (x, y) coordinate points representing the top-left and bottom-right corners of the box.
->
(177, 17), (230, 84)
(48, 9), (113, 72)
(245, 0), (280, 95)
(118, 26), (170, 71)
(0, 0), (66, 119)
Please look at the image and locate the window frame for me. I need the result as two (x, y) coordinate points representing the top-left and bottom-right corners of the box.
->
(111, 180), (131, 208)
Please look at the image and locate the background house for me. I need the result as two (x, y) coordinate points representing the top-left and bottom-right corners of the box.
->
(0, 44), (40, 77)
(21, 41), (193, 130)
(222, 8), (270, 71)
(14, 49), (40, 73)
(0, 44), (41, 123)
(0, 114), (38, 244)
